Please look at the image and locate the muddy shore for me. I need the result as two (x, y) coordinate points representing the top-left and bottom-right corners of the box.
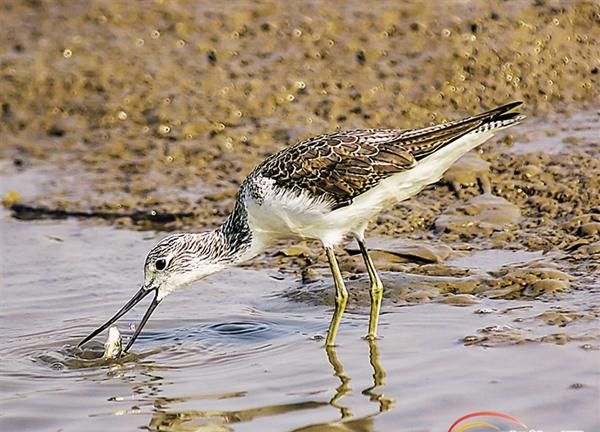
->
(1, 1), (599, 316)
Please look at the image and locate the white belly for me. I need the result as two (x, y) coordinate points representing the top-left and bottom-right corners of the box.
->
(246, 128), (497, 247)
(245, 188), (354, 247)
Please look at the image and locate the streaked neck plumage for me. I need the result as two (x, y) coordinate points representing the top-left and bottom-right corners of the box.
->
(153, 200), (264, 301)
(215, 199), (264, 265)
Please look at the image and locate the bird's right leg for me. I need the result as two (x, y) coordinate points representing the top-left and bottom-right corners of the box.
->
(324, 246), (348, 347)
(355, 237), (384, 340)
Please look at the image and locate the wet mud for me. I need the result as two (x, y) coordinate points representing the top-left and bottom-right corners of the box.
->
(1, 0), (598, 218)
(1, 0), (599, 349)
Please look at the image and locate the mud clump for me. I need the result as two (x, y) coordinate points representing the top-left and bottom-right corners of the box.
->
(344, 237), (452, 265)
(463, 325), (535, 347)
(482, 262), (574, 299)
(284, 255), (575, 306)
(534, 310), (597, 327)
(435, 193), (521, 235)
(464, 327), (598, 348)
(443, 153), (491, 196)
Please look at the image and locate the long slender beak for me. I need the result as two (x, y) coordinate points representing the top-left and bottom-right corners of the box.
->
(78, 286), (161, 353)
(123, 290), (160, 353)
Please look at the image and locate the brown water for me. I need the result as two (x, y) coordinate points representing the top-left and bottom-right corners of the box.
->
(1, 189), (599, 431)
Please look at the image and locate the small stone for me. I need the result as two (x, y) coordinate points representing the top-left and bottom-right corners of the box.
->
(2, 191), (21, 207)
(463, 335), (483, 345)
(440, 294), (480, 305)
(579, 222), (600, 237)
(518, 164), (543, 178)
(301, 267), (321, 284)
(524, 279), (569, 296)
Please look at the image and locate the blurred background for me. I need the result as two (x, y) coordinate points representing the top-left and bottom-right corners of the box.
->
(0, 0), (597, 224)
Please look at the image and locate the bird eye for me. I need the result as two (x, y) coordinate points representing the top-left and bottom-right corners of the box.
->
(155, 258), (167, 271)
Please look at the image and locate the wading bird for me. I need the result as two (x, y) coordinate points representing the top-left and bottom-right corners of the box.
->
(79, 102), (524, 352)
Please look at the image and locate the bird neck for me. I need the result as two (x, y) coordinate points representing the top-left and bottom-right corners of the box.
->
(216, 199), (263, 264)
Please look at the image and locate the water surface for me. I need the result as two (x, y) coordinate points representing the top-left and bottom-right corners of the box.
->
(1, 205), (599, 431)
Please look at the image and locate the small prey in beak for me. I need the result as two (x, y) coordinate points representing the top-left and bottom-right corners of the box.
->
(78, 286), (161, 353)
(103, 326), (122, 360)
(78, 230), (254, 353)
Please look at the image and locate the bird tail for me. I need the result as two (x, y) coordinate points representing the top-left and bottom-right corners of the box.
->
(474, 101), (526, 133)
(410, 101), (525, 161)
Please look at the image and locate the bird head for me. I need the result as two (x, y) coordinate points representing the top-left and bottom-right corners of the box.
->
(78, 232), (227, 353)
(144, 233), (227, 301)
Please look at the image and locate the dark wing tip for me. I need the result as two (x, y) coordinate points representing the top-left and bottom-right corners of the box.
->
(501, 100), (523, 111)
(488, 101), (526, 125)
(484, 101), (523, 119)
(494, 111), (526, 122)
(475, 101), (525, 127)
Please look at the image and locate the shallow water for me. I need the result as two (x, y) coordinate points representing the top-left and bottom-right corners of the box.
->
(1, 202), (599, 431)
(1, 1), (599, 429)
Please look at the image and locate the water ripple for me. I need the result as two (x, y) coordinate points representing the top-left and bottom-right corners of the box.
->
(208, 321), (271, 337)
(9, 315), (323, 375)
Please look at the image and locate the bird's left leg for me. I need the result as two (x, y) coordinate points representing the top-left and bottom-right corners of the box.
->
(355, 237), (384, 339)
(324, 246), (348, 347)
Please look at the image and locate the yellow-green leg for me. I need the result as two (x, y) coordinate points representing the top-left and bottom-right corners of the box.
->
(324, 246), (348, 347)
(356, 238), (384, 339)
(325, 345), (352, 418)
(363, 338), (394, 412)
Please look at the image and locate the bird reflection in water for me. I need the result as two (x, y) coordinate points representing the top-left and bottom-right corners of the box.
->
(146, 339), (393, 432)
(299, 338), (394, 431)
(361, 339), (394, 414)
(148, 396), (325, 431)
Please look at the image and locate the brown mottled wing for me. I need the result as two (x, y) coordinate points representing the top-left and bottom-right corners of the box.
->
(255, 102), (522, 210)
(255, 130), (417, 209)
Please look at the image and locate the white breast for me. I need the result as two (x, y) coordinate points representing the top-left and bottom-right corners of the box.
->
(245, 175), (349, 246)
